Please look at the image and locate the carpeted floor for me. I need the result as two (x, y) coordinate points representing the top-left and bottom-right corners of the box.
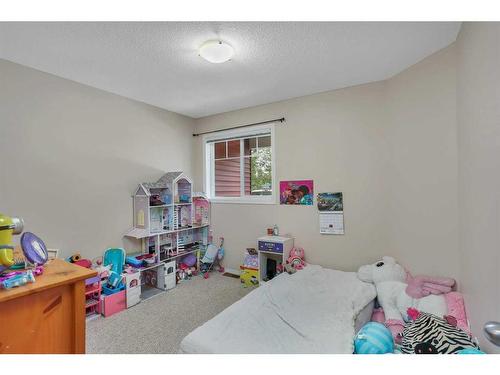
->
(86, 272), (252, 354)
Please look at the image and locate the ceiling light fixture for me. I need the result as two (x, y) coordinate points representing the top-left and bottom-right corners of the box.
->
(199, 40), (234, 64)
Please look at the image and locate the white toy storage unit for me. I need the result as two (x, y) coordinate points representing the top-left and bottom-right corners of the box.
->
(124, 171), (210, 301)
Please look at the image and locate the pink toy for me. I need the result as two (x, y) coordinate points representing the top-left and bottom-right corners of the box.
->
(406, 274), (456, 298)
(407, 307), (421, 320)
(358, 256), (466, 340)
(385, 319), (405, 344)
(371, 307), (386, 323)
(445, 291), (470, 334)
(286, 247), (306, 271)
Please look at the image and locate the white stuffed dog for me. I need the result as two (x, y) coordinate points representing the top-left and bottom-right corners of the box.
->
(357, 256), (450, 322)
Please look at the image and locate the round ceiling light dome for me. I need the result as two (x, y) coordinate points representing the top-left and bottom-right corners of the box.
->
(199, 40), (234, 63)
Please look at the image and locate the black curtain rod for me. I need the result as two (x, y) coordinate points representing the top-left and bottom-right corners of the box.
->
(192, 117), (285, 137)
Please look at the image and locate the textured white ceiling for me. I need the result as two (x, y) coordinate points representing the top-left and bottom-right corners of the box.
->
(0, 22), (460, 118)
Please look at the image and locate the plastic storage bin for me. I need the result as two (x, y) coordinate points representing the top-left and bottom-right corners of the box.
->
(99, 290), (126, 317)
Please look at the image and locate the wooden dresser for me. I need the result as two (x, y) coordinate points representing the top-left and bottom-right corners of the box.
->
(0, 258), (96, 354)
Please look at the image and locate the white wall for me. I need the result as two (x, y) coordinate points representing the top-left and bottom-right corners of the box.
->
(193, 45), (459, 279)
(0, 59), (195, 260)
(385, 45), (459, 279)
(456, 23), (500, 353)
(193, 82), (390, 272)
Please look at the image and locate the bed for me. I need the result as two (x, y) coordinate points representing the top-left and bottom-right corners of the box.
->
(180, 264), (376, 354)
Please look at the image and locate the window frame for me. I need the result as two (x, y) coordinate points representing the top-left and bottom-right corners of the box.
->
(203, 123), (276, 204)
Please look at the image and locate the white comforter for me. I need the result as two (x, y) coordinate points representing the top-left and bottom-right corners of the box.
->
(180, 264), (376, 353)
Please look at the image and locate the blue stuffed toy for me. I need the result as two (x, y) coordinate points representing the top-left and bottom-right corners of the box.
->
(354, 322), (394, 354)
(456, 348), (485, 354)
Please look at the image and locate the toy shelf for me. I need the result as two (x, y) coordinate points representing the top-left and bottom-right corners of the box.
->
(85, 285), (101, 296)
(134, 262), (164, 272)
(163, 246), (199, 261)
(123, 172), (210, 304)
(125, 223), (210, 239)
(84, 275), (102, 317)
(85, 299), (100, 308)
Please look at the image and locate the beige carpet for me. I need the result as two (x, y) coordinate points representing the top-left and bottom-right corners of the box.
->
(86, 272), (252, 353)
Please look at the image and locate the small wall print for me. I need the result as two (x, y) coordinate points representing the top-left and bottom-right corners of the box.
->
(317, 192), (343, 212)
(280, 180), (314, 205)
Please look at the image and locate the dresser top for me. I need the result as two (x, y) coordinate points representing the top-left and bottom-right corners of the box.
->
(0, 258), (96, 303)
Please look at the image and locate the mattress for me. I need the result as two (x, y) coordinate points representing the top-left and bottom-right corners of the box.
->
(180, 264), (376, 354)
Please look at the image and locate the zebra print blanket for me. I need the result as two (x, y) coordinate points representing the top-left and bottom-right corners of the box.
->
(401, 312), (479, 354)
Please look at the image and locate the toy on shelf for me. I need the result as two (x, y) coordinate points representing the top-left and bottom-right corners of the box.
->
(150, 194), (164, 206)
(182, 253), (197, 268)
(178, 263), (190, 280)
(193, 194), (210, 226)
(92, 256), (112, 278)
(143, 256), (157, 266)
(125, 255), (143, 268)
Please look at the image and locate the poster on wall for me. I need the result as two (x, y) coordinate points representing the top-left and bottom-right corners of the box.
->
(317, 192), (345, 234)
(317, 192), (343, 212)
(279, 180), (314, 205)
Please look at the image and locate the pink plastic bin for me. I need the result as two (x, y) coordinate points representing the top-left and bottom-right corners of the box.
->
(99, 290), (126, 317)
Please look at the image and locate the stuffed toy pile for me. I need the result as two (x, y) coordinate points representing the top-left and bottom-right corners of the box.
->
(357, 256), (468, 341)
(400, 311), (480, 354)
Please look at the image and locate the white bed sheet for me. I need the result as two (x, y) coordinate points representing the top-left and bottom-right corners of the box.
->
(180, 264), (376, 354)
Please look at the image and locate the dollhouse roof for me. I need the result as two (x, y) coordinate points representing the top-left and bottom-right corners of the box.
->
(138, 171), (184, 195)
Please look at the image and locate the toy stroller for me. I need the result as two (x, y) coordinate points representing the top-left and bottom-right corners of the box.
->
(199, 237), (224, 279)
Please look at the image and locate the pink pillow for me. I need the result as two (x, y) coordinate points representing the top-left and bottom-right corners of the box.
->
(445, 291), (470, 334)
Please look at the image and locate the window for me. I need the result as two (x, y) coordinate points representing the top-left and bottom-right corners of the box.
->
(203, 123), (276, 203)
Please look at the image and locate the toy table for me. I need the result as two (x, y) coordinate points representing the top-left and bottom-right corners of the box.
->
(0, 257), (96, 353)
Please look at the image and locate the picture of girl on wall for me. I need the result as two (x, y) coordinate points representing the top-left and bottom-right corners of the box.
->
(280, 180), (314, 205)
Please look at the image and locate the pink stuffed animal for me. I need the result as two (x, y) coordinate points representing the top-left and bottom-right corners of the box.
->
(286, 247), (306, 271)
(406, 274), (455, 298)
